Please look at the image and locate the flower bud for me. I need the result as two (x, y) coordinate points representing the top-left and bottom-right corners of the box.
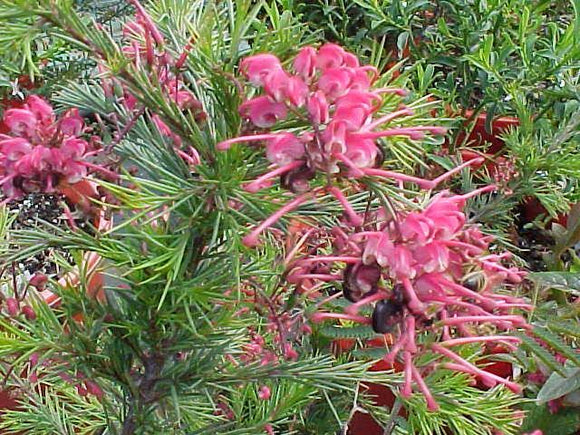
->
(294, 46), (317, 79)
(76, 384), (88, 397)
(257, 385), (271, 400)
(85, 380), (104, 400)
(6, 298), (19, 317)
(21, 305), (37, 321)
(30, 273), (48, 290)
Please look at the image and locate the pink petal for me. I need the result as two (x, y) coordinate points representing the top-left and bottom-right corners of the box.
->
(240, 54), (282, 86)
(316, 43), (347, 70)
(307, 91), (329, 125)
(26, 95), (54, 125)
(265, 133), (305, 165)
(59, 109), (85, 136)
(0, 138), (32, 161)
(317, 67), (353, 99)
(294, 46), (317, 79)
(3, 109), (37, 137)
(343, 135), (378, 168)
(239, 96), (287, 128)
(60, 137), (87, 160)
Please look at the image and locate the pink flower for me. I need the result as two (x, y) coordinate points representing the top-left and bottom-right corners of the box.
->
(390, 245), (416, 279)
(334, 104), (370, 131)
(59, 109), (84, 136)
(60, 137), (87, 160)
(343, 135), (378, 169)
(240, 54), (282, 86)
(239, 96), (288, 128)
(30, 273), (48, 289)
(307, 91), (329, 125)
(26, 95), (54, 124)
(220, 44), (455, 252)
(62, 161), (88, 183)
(152, 114), (173, 136)
(265, 133), (305, 165)
(0, 138), (32, 161)
(6, 298), (19, 317)
(263, 70), (308, 107)
(294, 46), (317, 79)
(105, 13), (205, 156)
(16, 146), (51, 174)
(423, 192), (466, 238)
(173, 90), (201, 111)
(317, 67), (353, 99)
(342, 52), (360, 68)
(414, 241), (450, 273)
(321, 120), (348, 155)
(302, 185), (528, 409)
(316, 43), (347, 70)
(400, 212), (433, 244)
(350, 66), (378, 91)
(362, 232), (392, 266)
(222, 45), (447, 190)
(0, 95), (105, 199)
(263, 69), (291, 102)
(258, 385), (271, 400)
(283, 343), (298, 360)
(3, 109), (37, 137)
(21, 305), (36, 321)
(333, 91), (378, 129)
(285, 76), (309, 107)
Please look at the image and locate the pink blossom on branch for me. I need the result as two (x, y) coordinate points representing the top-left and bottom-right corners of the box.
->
(102, 10), (205, 166)
(298, 186), (529, 410)
(0, 96), (107, 200)
(217, 44), (486, 247)
(218, 43), (529, 410)
(219, 44), (450, 181)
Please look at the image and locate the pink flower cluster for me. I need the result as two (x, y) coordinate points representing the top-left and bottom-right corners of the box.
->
(218, 45), (481, 248)
(0, 96), (99, 199)
(302, 186), (530, 410)
(120, 18), (205, 121)
(218, 44), (446, 194)
(100, 4), (204, 166)
(221, 43), (530, 411)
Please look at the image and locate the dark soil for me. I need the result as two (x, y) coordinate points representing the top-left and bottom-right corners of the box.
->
(514, 206), (555, 272)
(516, 226), (553, 272)
(6, 193), (92, 277)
